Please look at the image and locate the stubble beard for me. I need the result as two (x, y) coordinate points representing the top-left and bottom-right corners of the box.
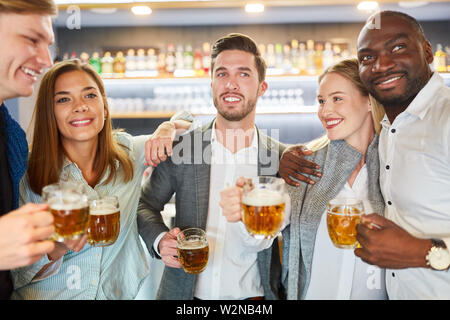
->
(214, 94), (258, 122)
(366, 70), (430, 109)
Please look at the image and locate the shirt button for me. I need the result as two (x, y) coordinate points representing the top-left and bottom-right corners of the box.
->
(386, 165), (390, 170)
(388, 201), (392, 205)
(391, 129), (396, 133)
(392, 272), (395, 277)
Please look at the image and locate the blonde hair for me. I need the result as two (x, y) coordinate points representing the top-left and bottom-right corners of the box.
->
(308, 58), (385, 152)
(0, 0), (57, 15)
(27, 59), (134, 195)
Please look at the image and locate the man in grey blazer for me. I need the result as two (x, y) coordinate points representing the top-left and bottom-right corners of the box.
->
(137, 33), (286, 300)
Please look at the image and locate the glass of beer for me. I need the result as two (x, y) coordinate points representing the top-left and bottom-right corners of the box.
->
(177, 228), (209, 274)
(241, 176), (286, 240)
(326, 198), (364, 249)
(42, 181), (89, 242)
(87, 196), (120, 247)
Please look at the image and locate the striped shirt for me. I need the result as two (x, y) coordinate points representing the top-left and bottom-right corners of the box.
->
(11, 132), (150, 300)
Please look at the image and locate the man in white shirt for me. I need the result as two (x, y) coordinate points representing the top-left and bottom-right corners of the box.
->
(137, 33), (286, 300)
(354, 11), (450, 299)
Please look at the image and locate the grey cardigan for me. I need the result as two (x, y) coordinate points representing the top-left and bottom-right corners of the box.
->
(281, 135), (384, 300)
(137, 120), (287, 300)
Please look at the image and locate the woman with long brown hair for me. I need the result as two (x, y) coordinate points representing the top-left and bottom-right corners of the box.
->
(11, 59), (192, 299)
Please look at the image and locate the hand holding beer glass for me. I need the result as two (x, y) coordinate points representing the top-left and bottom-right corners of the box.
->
(176, 228), (209, 274)
(326, 198), (364, 249)
(42, 182), (89, 242)
(241, 176), (286, 240)
(88, 196), (120, 247)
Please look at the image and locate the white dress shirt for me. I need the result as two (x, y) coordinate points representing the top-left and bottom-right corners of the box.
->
(379, 72), (450, 299)
(194, 122), (274, 300)
(305, 165), (387, 300)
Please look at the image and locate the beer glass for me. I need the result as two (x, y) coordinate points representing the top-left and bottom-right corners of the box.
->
(177, 228), (209, 274)
(42, 181), (89, 242)
(326, 198), (364, 249)
(241, 176), (286, 240)
(87, 196), (120, 247)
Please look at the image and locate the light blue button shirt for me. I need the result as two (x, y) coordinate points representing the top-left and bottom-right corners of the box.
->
(11, 132), (151, 300)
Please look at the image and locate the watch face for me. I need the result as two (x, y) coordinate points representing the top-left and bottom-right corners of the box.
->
(429, 247), (450, 270)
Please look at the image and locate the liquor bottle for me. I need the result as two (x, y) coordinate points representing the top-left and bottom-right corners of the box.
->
(282, 44), (292, 74)
(194, 49), (204, 76)
(290, 39), (300, 73)
(147, 48), (158, 72)
(322, 42), (334, 71)
(113, 51), (126, 77)
(314, 43), (324, 75)
(165, 44), (175, 74)
(80, 52), (89, 64)
(89, 52), (102, 74)
(434, 44), (447, 72)
(275, 43), (283, 69)
(157, 51), (166, 75)
(101, 52), (114, 77)
(258, 43), (266, 65)
(175, 44), (184, 71)
(332, 44), (342, 64)
(298, 42), (307, 75)
(266, 44), (276, 69)
(184, 44), (194, 71)
(306, 40), (316, 75)
(136, 49), (147, 72)
(202, 42), (211, 74)
(125, 49), (136, 74)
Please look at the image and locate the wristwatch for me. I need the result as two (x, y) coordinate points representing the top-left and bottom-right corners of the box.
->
(426, 239), (450, 271)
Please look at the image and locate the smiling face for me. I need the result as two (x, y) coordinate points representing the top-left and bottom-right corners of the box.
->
(318, 72), (374, 147)
(0, 13), (54, 102)
(53, 70), (107, 148)
(357, 14), (433, 114)
(211, 49), (267, 123)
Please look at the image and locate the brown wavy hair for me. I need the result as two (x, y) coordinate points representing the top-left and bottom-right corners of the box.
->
(27, 59), (134, 195)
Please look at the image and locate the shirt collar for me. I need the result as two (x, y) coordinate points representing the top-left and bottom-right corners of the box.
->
(404, 72), (444, 120)
(210, 119), (258, 151)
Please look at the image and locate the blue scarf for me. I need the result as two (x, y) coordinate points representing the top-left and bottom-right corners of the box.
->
(1, 104), (28, 209)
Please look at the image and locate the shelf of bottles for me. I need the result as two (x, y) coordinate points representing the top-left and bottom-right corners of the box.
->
(69, 40), (450, 118)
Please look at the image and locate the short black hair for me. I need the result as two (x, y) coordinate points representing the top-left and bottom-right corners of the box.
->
(367, 10), (427, 41)
(210, 33), (266, 83)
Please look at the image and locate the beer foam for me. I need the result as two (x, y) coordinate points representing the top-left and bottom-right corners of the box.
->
(90, 204), (118, 216)
(178, 240), (207, 250)
(242, 188), (285, 206)
(49, 201), (87, 211)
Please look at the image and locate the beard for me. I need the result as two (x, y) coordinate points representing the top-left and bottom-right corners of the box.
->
(366, 70), (430, 108)
(213, 93), (258, 122)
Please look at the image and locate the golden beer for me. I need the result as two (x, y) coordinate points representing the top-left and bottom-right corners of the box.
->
(50, 205), (89, 241)
(88, 197), (120, 247)
(242, 189), (285, 240)
(43, 182), (89, 242)
(177, 228), (209, 274)
(326, 199), (364, 249)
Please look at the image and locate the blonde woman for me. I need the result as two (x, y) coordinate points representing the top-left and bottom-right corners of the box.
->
(11, 59), (192, 299)
(220, 58), (387, 299)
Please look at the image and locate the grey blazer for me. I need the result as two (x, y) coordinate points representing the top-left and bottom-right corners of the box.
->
(281, 135), (384, 300)
(137, 120), (286, 300)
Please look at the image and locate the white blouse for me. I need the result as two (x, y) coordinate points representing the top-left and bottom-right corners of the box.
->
(304, 165), (387, 300)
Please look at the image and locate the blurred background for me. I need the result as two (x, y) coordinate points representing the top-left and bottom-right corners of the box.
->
(7, 0), (450, 144)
